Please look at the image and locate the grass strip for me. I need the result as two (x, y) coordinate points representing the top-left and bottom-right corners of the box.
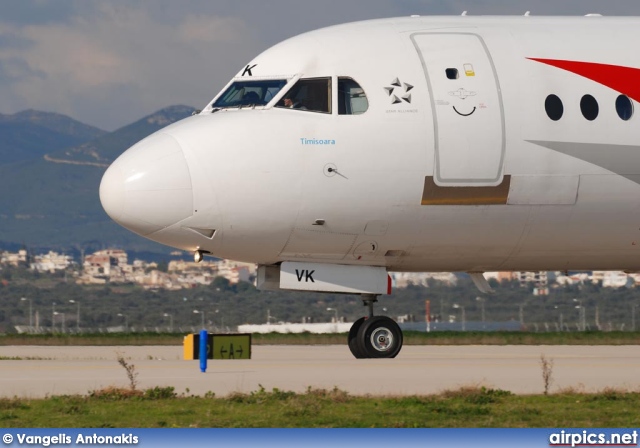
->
(2, 331), (640, 346)
(1, 385), (638, 428)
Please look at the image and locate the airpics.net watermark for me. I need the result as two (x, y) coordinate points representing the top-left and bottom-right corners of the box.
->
(3, 433), (139, 446)
(549, 430), (638, 447)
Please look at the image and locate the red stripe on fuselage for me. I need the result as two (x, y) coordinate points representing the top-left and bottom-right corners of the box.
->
(528, 58), (640, 103)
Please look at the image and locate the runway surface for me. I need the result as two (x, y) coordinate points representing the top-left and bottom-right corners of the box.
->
(1, 345), (638, 398)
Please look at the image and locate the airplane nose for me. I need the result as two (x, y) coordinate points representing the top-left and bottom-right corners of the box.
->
(99, 132), (193, 236)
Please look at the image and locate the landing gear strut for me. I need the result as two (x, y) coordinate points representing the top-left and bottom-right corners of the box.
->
(347, 294), (403, 359)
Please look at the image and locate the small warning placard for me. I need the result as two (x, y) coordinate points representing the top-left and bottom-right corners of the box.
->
(184, 333), (251, 360)
(212, 334), (252, 359)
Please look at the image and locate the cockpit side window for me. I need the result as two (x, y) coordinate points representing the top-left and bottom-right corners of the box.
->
(338, 77), (368, 115)
(275, 78), (331, 113)
(212, 79), (287, 109)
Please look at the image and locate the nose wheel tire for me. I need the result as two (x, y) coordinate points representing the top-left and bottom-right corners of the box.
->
(355, 316), (403, 359)
(348, 317), (367, 359)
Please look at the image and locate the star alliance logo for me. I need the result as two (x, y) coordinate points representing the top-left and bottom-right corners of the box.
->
(384, 78), (413, 104)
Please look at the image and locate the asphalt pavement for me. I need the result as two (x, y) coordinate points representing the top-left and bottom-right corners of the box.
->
(0, 345), (637, 397)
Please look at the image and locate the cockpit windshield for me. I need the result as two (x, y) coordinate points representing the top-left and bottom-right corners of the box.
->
(275, 78), (331, 113)
(212, 79), (288, 109)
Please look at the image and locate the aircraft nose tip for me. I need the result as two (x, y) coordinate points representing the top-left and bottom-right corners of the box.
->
(99, 132), (193, 236)
(99, 161), (126, 224)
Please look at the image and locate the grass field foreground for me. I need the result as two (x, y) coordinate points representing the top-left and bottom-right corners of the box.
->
(1, 385), (639, 428)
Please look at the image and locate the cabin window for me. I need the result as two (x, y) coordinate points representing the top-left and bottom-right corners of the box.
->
(212, 79), (287, 108)
(580, 94), (599, 121)
(445, 68), (459, 80)
(545, 94), (564, 121)
(616, 95), (633, 121)
(338, 77), (369, 115)
(276, 78), (331, 113)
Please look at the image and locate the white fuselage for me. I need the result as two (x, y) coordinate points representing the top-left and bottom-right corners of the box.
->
(100, 16), (640, 273)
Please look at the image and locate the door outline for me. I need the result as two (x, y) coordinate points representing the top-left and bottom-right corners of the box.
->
(410, 32), (506, 186)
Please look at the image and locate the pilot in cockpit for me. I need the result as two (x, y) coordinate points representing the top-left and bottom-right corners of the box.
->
(282, 97), (306, 109)
(278, 84), (307, 109)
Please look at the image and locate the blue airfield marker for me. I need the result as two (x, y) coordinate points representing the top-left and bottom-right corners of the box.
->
(199, 329), (208, 372)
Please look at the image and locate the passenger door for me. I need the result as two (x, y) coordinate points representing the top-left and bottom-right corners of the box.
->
(412, 33), (505, 186)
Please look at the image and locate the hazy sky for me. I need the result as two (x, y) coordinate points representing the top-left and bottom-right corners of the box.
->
(2, 0), (640, 130)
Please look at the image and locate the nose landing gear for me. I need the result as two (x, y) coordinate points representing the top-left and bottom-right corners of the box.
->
(194, 249), (210, 263)
(348, 294), (403, 359)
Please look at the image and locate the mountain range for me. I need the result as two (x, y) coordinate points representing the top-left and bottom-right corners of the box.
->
(0, 110), (106, 165)
(0, 106), (195, 259)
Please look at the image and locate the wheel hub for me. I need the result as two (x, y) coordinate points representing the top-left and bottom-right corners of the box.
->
(370, 327), (393, 352)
